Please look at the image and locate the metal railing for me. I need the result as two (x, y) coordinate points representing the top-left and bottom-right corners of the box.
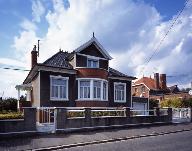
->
(172, 108), (190, 119)
(36, 107), (55, 124)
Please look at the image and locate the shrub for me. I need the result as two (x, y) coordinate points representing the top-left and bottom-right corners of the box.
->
(0, 98), (17, 112)
(149, 99), (159, 109)
(161, 97), (183, 108)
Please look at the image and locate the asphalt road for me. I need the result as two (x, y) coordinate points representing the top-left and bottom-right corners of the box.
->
(63, 130), (192, 151)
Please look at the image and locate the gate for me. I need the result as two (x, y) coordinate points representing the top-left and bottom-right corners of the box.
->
(172, 108), (191, 123)
(36, 107), (56, 132)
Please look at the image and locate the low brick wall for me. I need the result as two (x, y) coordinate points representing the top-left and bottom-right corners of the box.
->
(55, 108), (173, 132)
(0, 108), (36, 133)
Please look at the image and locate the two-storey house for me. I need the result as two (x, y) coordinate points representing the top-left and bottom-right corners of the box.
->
(16, 36), (138, 108)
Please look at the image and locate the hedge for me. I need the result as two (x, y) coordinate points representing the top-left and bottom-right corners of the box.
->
(0, 112), (24, 120)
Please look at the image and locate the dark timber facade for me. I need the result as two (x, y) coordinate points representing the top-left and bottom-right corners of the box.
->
(22, 36), (136, 107)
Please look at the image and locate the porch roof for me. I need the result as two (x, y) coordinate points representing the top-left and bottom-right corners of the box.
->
(15, 83), (32, 91)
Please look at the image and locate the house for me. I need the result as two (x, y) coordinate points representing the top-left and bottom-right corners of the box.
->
(132, 73), (192, 105)
(16, 35), (142, 108)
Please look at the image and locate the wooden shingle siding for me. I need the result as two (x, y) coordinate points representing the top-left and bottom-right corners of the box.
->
(40, 70), (76, 107)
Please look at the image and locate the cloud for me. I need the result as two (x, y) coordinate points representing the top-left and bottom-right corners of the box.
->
(2, 0), (192, 98)
(20, 19), (37, 31)
(32, 0), (45, 22)
(0, 58), (26, 67)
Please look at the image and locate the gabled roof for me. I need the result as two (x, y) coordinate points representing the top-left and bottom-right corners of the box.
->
(133, 77), (155, 89)
(109, 67), (136, 80)
(74, 37), (113, 60)
(168, 85), (180, 93)
(43, 51), (73, 69)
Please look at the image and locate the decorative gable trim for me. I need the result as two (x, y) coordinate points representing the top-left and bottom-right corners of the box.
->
(74, 37), (113, 60)
(132, 83), (150, 90)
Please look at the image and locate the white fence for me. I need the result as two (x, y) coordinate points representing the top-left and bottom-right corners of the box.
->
(172, 108), (191, 123)
(35, 107), (171, 132)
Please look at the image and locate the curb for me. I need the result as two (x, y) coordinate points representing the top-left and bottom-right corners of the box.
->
(31, 128), (192, 151)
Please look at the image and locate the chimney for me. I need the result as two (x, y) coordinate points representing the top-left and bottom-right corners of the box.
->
(160, 74), (167, 90)
(154, 73), (160, 90)
(31, 45), (38, 68)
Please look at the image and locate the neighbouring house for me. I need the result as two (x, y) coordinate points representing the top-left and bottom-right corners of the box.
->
(16, 35), (143, 108)
(132, 73), (192, 106)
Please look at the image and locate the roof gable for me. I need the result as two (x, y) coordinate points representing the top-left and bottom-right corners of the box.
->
(134, 77), (155, 90)
(74, 37), (113, 60)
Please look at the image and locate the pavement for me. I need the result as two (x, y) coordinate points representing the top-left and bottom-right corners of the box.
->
(0, 123), (192, 151)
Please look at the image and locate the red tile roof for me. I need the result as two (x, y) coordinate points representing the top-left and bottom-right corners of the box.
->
(134, 77), (156, 90)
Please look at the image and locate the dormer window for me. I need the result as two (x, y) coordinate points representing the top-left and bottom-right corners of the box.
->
(87, 58), (99, 68)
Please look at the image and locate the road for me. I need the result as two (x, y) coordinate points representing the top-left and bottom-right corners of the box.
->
(63, 130), (192, 151)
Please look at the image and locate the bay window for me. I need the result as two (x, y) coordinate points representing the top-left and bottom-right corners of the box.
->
(103, 82), (107, 100)
(93, 81), (101, 99)
(50, 76), (68, 100)
(78, 78), (108, 101)
(80, 81), (90, 99)
(114, 83), (126, 102)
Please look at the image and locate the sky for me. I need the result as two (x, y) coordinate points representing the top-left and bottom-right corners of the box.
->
(0, 0), (192, 98)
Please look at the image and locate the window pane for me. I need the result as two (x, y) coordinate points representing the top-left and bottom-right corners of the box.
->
(115, 84), (125, 101)
(87, 59), (98, 68)
(88, 60), (92, 67)
(94, 81), (101, 99)
(51, 77), (68, 99)
(80, 87), (83, 98)
(103, 83), (106, 100)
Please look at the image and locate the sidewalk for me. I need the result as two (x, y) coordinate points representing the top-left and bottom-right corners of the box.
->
(0, 123), (192, 151)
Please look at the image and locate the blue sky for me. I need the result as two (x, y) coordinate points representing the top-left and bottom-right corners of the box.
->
(0, 0), (191, 97)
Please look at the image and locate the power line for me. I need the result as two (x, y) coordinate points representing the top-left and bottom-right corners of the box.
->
(139, 0), (191, 76)
(0, 66), (30, 72)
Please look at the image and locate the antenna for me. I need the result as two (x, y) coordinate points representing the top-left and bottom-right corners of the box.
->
(37, 40), (40, 57)
(93, 32), (95, 37)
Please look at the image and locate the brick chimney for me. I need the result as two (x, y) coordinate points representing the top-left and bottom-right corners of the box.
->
(31, 45), (38, 68)
(154, 73), (160, 90)
(160, 74), (167, 90)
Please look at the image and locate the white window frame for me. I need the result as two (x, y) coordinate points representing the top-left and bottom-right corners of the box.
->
(103, 81), (108, 101)
(77, 78), (108, 101)
(114, 82), (126, 103)
(87, 57), (99, 68)
(79, 80), (91, 99)
(50, 75), (69, 101)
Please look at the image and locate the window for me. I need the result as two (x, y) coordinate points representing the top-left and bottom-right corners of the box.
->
(114, 83), (126, 102)
(87, 58), (99, 68)
(135, 88), (138, 93)
(50, 76), (68, 100)
(141, 86), (145, 92)
(78, 78), (108, 100)
(80, 81), (90, 99)
(103, 82), (107, 100)
(93, 81), (101, 99)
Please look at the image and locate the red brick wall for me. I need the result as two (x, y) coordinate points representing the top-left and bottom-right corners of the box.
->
(132, 84), (149, 98)
(76, 101), (108, 107)
(77, 68), (108, 80)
